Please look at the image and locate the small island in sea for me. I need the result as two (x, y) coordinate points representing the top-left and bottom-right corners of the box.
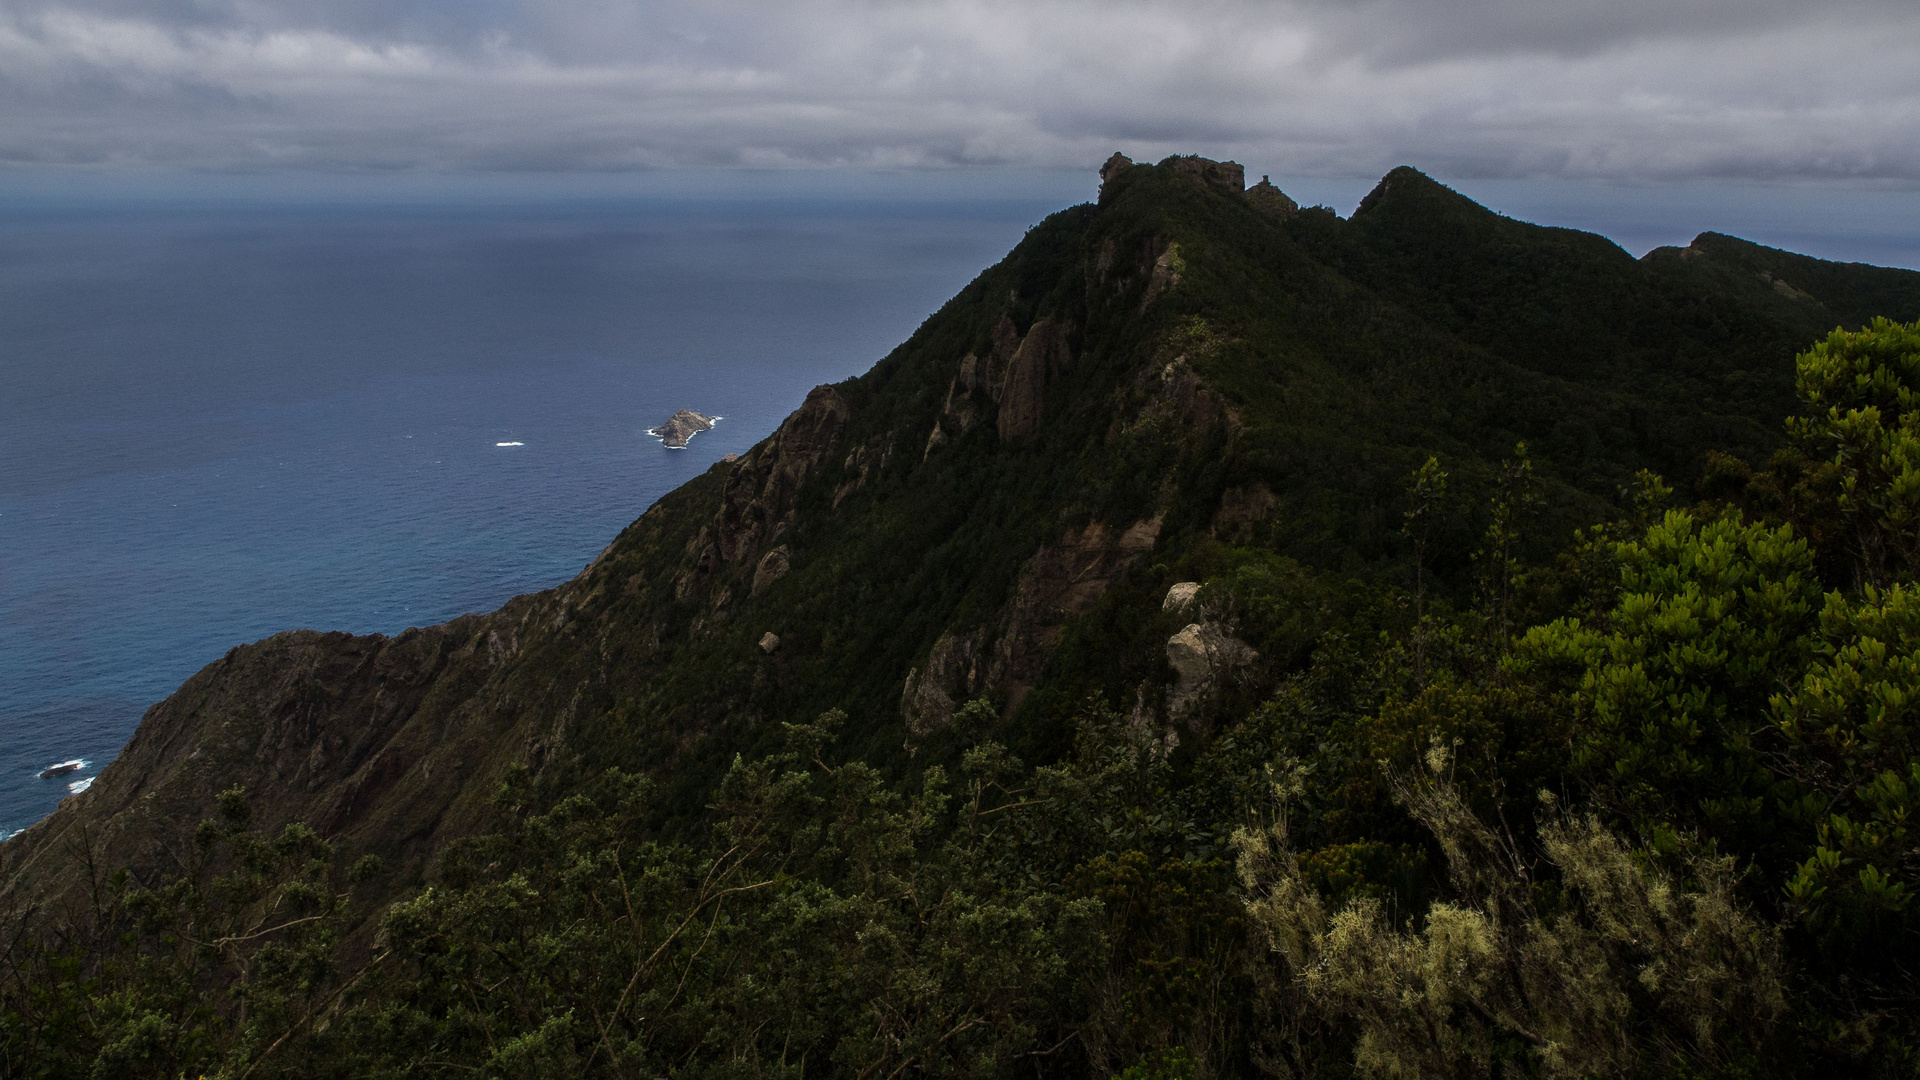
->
(648, 409), (716, 448)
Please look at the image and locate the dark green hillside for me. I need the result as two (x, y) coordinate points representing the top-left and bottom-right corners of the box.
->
(5, 156), (1919, 1079)
(556, 158), (1917, 781)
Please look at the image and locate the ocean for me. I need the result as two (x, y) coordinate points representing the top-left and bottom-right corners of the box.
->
(2, 170), (1916, 836)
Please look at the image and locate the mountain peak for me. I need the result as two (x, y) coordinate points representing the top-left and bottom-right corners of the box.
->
(1353, 165), (1486, 220)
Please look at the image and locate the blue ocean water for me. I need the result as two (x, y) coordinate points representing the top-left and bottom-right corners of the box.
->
(0, 180), (1088, 835)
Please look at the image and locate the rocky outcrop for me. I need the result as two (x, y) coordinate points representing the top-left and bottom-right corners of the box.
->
(900, 630), (983, 734)
(993, 516), (1163, 709)
(1162, 581), (1200, 615)
(649, 409), (715, 448)
(926, 316), (1020, 456)
(1098, 153), (1134, 201)
(997, 319), (1071, 440)
(681, 384), (851, 599)
(1245, 175), (1298, 219)
(1141, 244), (1183, 309)
(1165, 622), (1257, 721)
(750, 545), (790, 597)
(902, 517), (1165, 722)
(924, 316), (1073, 451)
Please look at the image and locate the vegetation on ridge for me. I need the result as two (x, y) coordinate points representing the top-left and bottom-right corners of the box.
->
(4, 158), (1920, 1077)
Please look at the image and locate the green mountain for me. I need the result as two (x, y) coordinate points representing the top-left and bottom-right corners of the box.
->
(5, 156), (1918, 1078)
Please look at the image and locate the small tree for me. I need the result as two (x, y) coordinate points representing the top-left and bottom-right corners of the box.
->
(1404, 455), (1449, 684)
(1474, 444), (1539, 650)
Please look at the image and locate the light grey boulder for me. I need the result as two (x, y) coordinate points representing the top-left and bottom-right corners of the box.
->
(1162, 581), (1201, 615)
(1165, 621), (1256, 720)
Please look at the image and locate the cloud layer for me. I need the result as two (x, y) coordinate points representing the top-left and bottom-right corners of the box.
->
(3, 0), (1917, 179)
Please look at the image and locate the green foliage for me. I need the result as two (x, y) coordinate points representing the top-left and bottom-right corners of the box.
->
(1777, 584), (1920, 952)
(1787, 317), (1920, 586)
(237, 706), (1300, 1078)
(0, 788), (361, 1079)
(1238, 746), (1786, 1079)
(1519, 509), (1821, 854)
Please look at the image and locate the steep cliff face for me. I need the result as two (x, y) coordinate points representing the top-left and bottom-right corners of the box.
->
(6, 609), (523, 914)
(9, 155), (1917, 926)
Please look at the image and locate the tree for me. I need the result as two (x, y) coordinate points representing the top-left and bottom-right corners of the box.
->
(1787, 317), (1920, 588)
(1404, 455), (1450, 684)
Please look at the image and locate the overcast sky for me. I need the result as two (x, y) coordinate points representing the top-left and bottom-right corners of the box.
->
(2, 0), (1918, 181)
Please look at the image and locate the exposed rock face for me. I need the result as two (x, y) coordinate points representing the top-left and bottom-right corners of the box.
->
(750, 545), (790, 597)
(701, 385), (851, 570)
(1245, 175), (1298, 219)
(1166, 622), (1257, 721)
(900, 630), (983, 734)
(1163, 582), (1201, 615)
(649, 409), (715, 448)
(924, 316), (1073, 451)
(926, 316), (1019, 456)
(1141, 244), (1183, 309)
(994, 516), (1163, 709)
(997, 319), (1071, 439)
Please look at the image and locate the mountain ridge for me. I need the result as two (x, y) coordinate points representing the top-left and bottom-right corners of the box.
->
(7, 153), (1918, 937)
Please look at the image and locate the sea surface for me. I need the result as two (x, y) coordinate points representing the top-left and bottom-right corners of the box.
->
(2, 170), (1916, 837)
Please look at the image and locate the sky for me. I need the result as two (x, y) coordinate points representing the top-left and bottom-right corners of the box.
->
(3, 0), (1919, 184)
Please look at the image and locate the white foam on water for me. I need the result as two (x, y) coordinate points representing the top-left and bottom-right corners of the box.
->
(495, 441), (524, 447)
(68, 777), (92, 795)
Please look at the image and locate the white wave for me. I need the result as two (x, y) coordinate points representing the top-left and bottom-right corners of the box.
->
(495, 441), (524, 447)
(68, 777), (93, 795)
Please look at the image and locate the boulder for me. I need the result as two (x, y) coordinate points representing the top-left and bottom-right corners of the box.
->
(1162, 581), (1201, 614)
(751, 545), (790, 597)
(758, 632), (781, 654)
(1165, 621), (1256, 720)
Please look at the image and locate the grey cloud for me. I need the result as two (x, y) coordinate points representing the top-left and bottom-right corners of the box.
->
(1, 0), (1917, 181)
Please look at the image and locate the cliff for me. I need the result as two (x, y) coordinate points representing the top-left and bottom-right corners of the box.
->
(7, 155), (1917, 932)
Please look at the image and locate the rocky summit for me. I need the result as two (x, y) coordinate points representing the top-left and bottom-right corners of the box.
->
(5, 155), (1920, 1077)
